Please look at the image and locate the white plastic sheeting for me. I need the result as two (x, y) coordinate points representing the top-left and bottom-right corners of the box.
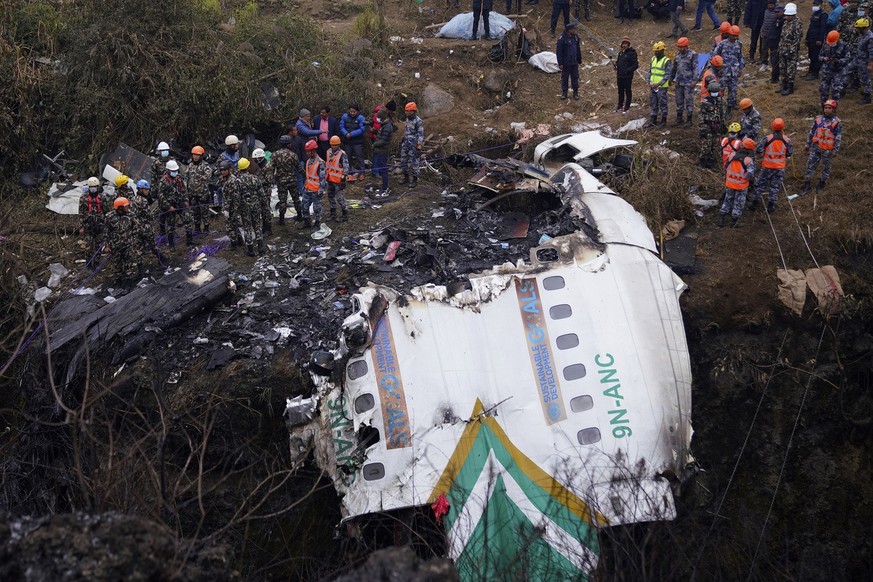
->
(436, 12), (515, 40)
(528, 51), (560, 73)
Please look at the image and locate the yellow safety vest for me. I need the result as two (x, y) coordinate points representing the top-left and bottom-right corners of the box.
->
(650, 55), (670, 88)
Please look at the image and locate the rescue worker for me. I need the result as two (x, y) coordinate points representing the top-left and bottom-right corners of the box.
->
(802, 98), (842, 194)
(699, 55), (724, 102)
(131, 179), (164, 265)
(557, 22), (582, 101)
(804, 0), (828, 80)
(648, 41), (672, 127)
(768, 6), (786, 83)
(225, 158), (266, 256)
(157, 159), (190, 249)
(713, 21), (732, 51)
(847, 18), (873, 104)
(669, 37), (697, 126)
(339, 104), (368, 179)
(400, 102), (424, 189)
(271, 135), (304, 224)
(714, 25), (745, 112)
(220, 135), (241, 166)
(728, 0), (743, 26)
(837, 0), (860, 51)
(250, 148), (272, 234)
(615, 36), (639, 114)
(325, 136), (350, 222)
(820, 30), (851, 102)
(372, 109), (395, 196)
(668, 0), (689, 38)
(151, 141), (171, 202)
(751, 117), (793, 213)
(699, 81), (726, 168)
(738, 98), (762, 140)
(301, 140), (326, 228)
(215, 161), (238, 246)
(718, 137), (757, 227)
(78, 176), (108, 255)
(105, 197), (143, 285)
(472, 0), (493, 40)
(722, 122), (742, 166)
(776, 3), (804, 95)
(187, 145), (213, 235)
(113, 174), (134, 202)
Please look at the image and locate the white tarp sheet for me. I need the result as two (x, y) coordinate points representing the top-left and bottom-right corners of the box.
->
(436, 12), (515, 40)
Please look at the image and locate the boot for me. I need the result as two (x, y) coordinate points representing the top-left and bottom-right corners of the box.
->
(584, 9), (590, 20)
(328, 208), (337, 222)
(732, 216), (744, 228)
(674, 112), (684, 126)
(748, 198), (760, 211)
(816, 179), (827, 191)
(230, 236), (238, 250)
(684, 112), (693, 127)
(779, 83), (794, 96)
(263, 220), (272, 235)
(766, 201), (776, 213)
(409, 176), (418, 189)
(257, 239), (266, 255)
(649, 115), (658, 127)
(168, 234), (175, 250)
(297, 217), (311, 229)
(339, 208), (349, 222)
(716, 213), (726, 228)
(203, 224), (209, 234)
(801, 180), (812, 195)
(770, 74), (780, 84)
(313, 213), (322, 227)
(560, 92), (568, 100)
(858, 93), (871, 104)
(186, 232), (194, 247)
(573, 90), (580, 101)
(659, 115), (667, 127)
(400, 173), (409, 185)
(278, 210), (286, 225)
(246, 244), (255, 257)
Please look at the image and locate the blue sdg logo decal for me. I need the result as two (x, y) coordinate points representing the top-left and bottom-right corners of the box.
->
(548, 402), (561, 421)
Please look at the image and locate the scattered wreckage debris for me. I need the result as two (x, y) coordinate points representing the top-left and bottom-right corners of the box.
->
(285, 136), (694, 580)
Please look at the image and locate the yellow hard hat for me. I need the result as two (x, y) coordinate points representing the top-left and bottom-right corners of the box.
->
(652, 41), (666, 52)
(238, 157), (250, 170)
(855, 17), (870, 28)
(114, 175), (129, 188)
(728, 123), (741, 134)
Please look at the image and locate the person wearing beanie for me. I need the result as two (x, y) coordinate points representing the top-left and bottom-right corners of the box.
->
(614, 36), (639, 113)
(296, 109), (322, 142)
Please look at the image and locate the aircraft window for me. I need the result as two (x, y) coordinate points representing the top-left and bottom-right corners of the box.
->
(577, 427), (601, 445)
(549, 304), (572, 320)
(563, 364), (587, 380)
(354, 393), (375, 413)
(347, 359), (368, 380)
(556, 333), (579, 350)
(543, 276), (565, 290)
(569, 395), (594, 412)
(536, 248), (560, 263)
(362, 463), (385, 481)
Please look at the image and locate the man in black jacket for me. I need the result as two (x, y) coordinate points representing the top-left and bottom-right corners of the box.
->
(743, 0), (767, 61)
(614, 36), (639, 112)
(668, 0), (689, 37)
(646, 0), (670, 19)
(804, 0), (828, 79)
(557, 23), (583, 100)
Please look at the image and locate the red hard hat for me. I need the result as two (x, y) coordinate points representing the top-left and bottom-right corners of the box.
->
(191, 145), (205, 155)
(720, 22), (731, 33)
(823, 98), (838, 109)
(404, 102), (418, 112)
(114, 197), (130, 209)
(826, 30), (840, 45)
(772, 117), (785, 130)
(730, 25), (741, 36)
(676, 36), (689, 47)
(304, 140), (318, 151)
(711, 55), (724, 67)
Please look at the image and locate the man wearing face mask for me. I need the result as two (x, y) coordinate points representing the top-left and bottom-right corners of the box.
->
(804, 0), (828, 80)
(250, 148), (273, 234)
(221, 135), (241, 167)
(79, 176), (109, 256)
(157, 160), (191, 250)
(151, 141), (172, 203)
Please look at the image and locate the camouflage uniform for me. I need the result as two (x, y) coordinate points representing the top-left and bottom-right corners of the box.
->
(224, 172), (265, 248)
(671, 48), (698, 120)
(78, 190), (110, 254)
(837, 7), (860, 52)
(721, 152), (755, 221)
(698, 94), (726, 168)
(819, 39), (851, 101)
(804, 113), (842, 184)
(739, 106), (762, 140)
(251, 162), (273, 234)
(400, 113), (425, 179)
(753, 132), (793, 207)
(778, 16), (805, 88)
(269, 147), (303, 221)
(150, 158), (167, 202)
(727, 0), (742, 26)
(302, 155), (327, 223)
(224, 173), (244, 244)
(186, 159), (213, 233)
(847, 29), (873, 96)
(105, 209), (143, 283)
(157, 172), (191, 247)
(129, 190), (159, 261)
(714, 39), (745, 109)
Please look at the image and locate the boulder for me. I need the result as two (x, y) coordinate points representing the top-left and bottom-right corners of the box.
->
(419, 83), (455, 118)
(483, 69), (510, 93)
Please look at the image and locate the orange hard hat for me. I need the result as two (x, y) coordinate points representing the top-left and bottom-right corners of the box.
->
(711, 55), (724, 67)
(304, 140), (318, 151)
(191, 145), (205, 155)
(720, 22), (731, 33)
(739, 98), (753, 110)
(730, 25), (741, 36)
(329, 135), (341, 145)
(404, 102), (417, 111)
(676, 36), (689, 47)
(826, 30), (840, 45)
(114, 197), (130, 209)
(772, 117), (785, 131)
(741, 138), (756, 150)
(823, 98), (838, 109)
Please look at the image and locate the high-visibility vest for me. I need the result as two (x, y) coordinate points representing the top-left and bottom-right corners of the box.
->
(699, 68), (718, 101)
(762, 134), (789, 169)
(812, 116), (839, 150)
(650, 56), (670, 87)
(725, 155), (752, 190)
(325, 149), (345, 184)
(305, 157), (322, 192)
(721, 137), (739, 166)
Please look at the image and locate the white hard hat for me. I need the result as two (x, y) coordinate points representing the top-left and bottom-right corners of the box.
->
(157, 141), (170, 152)
(784, 2), (797, 15)
(252, 148), (265, 159)
(166, 160), (180, 171)
(86, 176), (100, 187)
(225, 134), (239, 146)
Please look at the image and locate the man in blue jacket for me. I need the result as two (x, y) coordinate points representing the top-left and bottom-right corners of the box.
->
(557, 23), (582, 100)
(804, 0), (829, 79)
(340, 103), (368, 179)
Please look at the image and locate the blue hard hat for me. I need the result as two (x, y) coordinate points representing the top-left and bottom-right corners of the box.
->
(136, 179), (150, 189)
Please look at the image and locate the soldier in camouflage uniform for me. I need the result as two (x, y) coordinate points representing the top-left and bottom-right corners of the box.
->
(837, 0), (860, 52)
(105, 197), (143, 285)
(112, 174), (134, 202)
(751, 117), (792, 213)
(669, 37), (697, 126)
(224, 158), (265, 256)
(776, 3), (804, 95)
(217, 160), (244, 248)
(270, 135), (304, 224)
(400, 102), (425, 188)
(727, 0), (743, 26)
(819, 31), (851, 102)
(250, 148), (273, 235)
(151, 141), (171, 203)
(131, 179), (165, 266)
(186, 146), (213, 234)
(698, 81), (726, 169)
(738, 98), (762, 140)
(157, 160), (191, 249)
(714, 26), (745, 112)
(78, 177), (110, 256)
(802, 99), (842, 193)
(847, 18), (873, 103)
